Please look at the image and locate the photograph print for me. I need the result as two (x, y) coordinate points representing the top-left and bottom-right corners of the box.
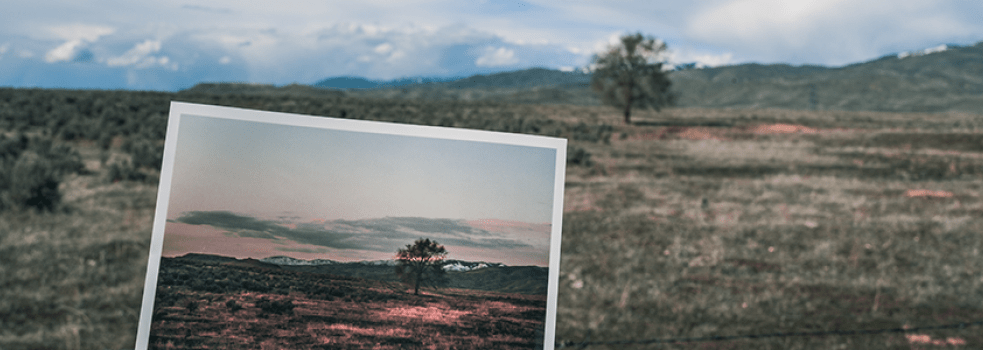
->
(136, 102), (566, 349)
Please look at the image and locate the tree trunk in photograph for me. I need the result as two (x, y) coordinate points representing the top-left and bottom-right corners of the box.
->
(414, 267), (423, 295)
(623, 80), (634, 124)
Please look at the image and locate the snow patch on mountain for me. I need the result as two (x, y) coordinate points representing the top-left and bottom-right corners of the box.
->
(443, 262), (488, 272)
(260, 256), (506, 271)
(260, 256), (338, 266)
(442, 260), (505, 272)
(359, 259), (400, 266)
(897, 44), (948, 59)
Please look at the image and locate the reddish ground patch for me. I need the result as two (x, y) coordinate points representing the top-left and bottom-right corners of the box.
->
(747, 123), (819, 135)
(676, 127), (725, 140)
(628, 127), (728, 141)
(905, 189), (954, 198)
(906, 333), (966, 347)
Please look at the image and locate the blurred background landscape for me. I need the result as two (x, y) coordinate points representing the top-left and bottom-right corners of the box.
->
(2, 1), (983, 349)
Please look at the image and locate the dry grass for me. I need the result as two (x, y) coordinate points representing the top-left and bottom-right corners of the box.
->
(0, 150), (155, 350)
(558, 108), (983, 349)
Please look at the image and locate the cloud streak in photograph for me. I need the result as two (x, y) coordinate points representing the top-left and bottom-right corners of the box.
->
(167, 211), (548, 265)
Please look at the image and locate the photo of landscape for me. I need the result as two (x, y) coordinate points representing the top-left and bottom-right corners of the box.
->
(144, 107), (563, 349)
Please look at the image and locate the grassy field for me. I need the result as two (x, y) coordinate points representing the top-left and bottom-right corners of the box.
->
(557, 108), (983, 349)
(1, 99), (982, 349)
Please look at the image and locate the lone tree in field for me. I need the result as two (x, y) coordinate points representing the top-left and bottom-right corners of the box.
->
(590, 32), (675, 124)
(395, 238), (449, 295)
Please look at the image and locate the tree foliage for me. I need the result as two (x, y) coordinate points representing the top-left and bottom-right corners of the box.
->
(590, 32), (675, 124)
(395, 238), (449, 295)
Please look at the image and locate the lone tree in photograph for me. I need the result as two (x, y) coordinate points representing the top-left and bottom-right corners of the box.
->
(395, 238), (449, 295)
(590, 32), (675, 124)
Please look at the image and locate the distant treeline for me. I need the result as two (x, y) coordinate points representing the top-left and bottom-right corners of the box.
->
(0, 87), (613, 143)
(0, 87), (611, 211)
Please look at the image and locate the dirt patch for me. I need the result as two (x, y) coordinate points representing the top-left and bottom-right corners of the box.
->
(904, 189), (954, 198)
(746, 123), (819, 135)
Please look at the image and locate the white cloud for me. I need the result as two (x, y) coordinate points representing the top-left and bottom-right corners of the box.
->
(594, 32), (624, 53)
(686, 0), (982, 65)
(106, 39), (177, 70)
(48, 24), (115, 42)
(218, 56), (231, 64)
(180, 4), (234, 14)
(475, 46), (519, 67)
(41, 24), (115, 63)
(44, 39), (85, 63)
(388, 50), (406, 61)
(373, 43), (393, 54)
(0, 43), (7, 58)
(107, 40), (161, 66)
(666, 48), (735, 68)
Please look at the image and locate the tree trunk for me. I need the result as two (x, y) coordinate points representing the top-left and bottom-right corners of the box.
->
(414, 268), (422, 295)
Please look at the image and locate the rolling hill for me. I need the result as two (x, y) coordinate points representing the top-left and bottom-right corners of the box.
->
(669, 41), (983, 113)
(306, 41), (983, 115)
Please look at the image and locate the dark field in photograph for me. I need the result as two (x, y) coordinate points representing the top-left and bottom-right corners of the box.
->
(1, 88), (982, 349)
(150, 254), (546, 349)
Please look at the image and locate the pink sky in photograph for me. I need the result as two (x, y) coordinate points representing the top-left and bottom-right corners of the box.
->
(159, 113), (560, 267)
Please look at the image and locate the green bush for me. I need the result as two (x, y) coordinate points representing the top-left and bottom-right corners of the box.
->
(184, 299), (199, 313)
(256, 297), (294, 316)
(124, 138), (164, 170)
(225, 299), (242, 312)
(106, 159), (145, 183)
(567, 146), (592, 166)
(0, 134), (82, 212)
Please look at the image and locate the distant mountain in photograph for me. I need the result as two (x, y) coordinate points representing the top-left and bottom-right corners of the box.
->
(174, 253), (548, 295)
(259, 255), (507, 272)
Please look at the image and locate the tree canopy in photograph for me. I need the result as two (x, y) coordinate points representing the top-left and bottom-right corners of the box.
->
(590, 32), (676, 124)
(395, 238), (449, 295)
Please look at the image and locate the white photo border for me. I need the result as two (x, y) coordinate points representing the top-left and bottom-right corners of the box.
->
(135, 101), (567, 349)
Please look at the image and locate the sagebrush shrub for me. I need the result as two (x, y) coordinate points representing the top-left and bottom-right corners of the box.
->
(0, 134), (82, 212)
(184, 299), (199, 312)
(126, 139), (163, 170)
(106, 159), (145, 183)
(257, 297), (295, 316)
(225, 299), (242, 312)
(567, 146), (592, 166)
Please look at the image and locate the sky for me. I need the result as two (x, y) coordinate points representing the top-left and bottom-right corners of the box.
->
(162, 113), (558, 266)
(2, 1), (981, 91)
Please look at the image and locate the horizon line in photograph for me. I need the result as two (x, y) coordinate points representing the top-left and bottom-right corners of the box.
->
(162, 210), (552, 267)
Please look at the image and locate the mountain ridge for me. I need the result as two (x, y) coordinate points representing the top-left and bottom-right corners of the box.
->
(298, 41), (983, 114)
(171, 253), (547, 294)
(257, 255), (511, 272)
